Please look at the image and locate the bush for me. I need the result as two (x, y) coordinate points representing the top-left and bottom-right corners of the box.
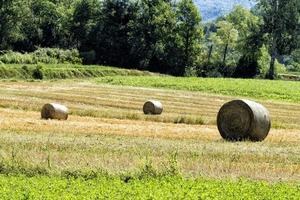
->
(286, 62), (300, 72)
(0, 48), (82, 64)
(33, 48), (82, 64)
(257, 45), (270, 78)
(291, 49), (300, 63)
(275, 60), (286, 74)
(0, 51), (33, 64)
(32, 65), (44, 80)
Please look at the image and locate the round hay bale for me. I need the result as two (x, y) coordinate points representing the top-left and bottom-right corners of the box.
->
(217, 99), (271, 141)
(143, 100), (163, 115)
(41, 103), (69, 120)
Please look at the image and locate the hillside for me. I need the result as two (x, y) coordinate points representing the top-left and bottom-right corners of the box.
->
(195, 0), (256, 21)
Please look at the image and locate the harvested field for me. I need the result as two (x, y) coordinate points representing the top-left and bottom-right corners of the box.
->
(0, 80), (299, 182)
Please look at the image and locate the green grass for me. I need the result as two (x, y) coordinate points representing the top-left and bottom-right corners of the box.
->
(0, 175), (298, 200)
(2, 63), (299, 103)
(0, 69), (299, 198)
(96, 76), (300, 103)
(0, 64), (154, 79)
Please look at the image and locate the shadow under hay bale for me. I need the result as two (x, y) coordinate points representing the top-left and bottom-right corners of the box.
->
(217, 99), (271, 141)
(143, 100), (163, 115)
(41, 103), (69, 120)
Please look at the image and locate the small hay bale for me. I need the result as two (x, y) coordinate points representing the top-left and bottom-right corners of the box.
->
(217, 99), (271, 141)
(143, 100), (163, 115)
(41, 103), (69, 120)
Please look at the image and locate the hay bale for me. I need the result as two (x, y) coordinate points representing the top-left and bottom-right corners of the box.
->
(41, 103), (69, 120)
(217, 99), (271, 141)
(143, 100), (163, 115)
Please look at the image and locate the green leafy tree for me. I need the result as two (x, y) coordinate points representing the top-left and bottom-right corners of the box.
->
(211, 21), (238, 68)
(226, 6), (263, 78)
(257, 0), (300, 79)
(129, 0), (176, 72)
(91, 0), (138, 67)
(72, 0), (99, 49)
(233, 25), (264, 78)
(0, 0), (27, 49)
(32, 0), (62, 47)
(226, 6), (260, 40)
(175, 0), (203, 76)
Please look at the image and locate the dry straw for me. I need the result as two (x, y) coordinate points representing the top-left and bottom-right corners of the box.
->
(41, 103), (69, 120)
(143, 100), (163, 115)
(217, 99), (271, 141)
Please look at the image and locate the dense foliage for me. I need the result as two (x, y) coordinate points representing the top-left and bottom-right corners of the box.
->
(0, 48), (81, 64)
(0, 0), (299, 78)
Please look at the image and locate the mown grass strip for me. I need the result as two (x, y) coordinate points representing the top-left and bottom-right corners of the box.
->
(0, 175), (298, 200)
(96, 76), (300, 103)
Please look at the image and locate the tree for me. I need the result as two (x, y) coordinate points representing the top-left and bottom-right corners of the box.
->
(175, 0), (203, 76)
(0, 0), (27, 49)
(91, 0), (138, 67)
(211, 21), (238, 68)
(233, 24), (265, 78)
(0, 0), (78, 51)
(129, 0), (176, 72)
(55, 1), (78, 48)
(226, 6), (263, 78)
(32, 0), (63, 47)
(257, 0), (300, 79)
(226, 6), (260, 40)
(72, 0), (99, 49)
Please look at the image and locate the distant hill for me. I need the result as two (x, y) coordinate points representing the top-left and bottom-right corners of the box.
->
(195, 0), (256, 21)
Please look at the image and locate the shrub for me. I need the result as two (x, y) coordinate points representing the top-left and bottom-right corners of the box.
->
(32, 65), (44, 80)
(0, 48), (82, 64)
(275, 60), (286, 74)
(257, 45), (270, 77)
(33, 48), (82, 64)
(0, 51), (33, 64)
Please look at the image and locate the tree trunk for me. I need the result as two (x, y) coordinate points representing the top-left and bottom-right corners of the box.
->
(267, 44), (276, 80)
(184, 33), (190, 67)
(266, 0), (279, 80)
(222, 43), (228, 67)
(182, 31), (190, 76)
(207, 44), (213, 64)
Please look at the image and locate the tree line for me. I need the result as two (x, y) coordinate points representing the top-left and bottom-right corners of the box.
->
(0, 0), (299, 78)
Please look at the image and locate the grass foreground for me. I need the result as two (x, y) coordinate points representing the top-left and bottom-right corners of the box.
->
(0, 175), (299, 200)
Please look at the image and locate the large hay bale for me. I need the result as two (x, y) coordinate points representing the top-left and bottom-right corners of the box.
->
(41, 103), (69, 120)
(217, 99), (271, 141)
(143, 100), (163, 115)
